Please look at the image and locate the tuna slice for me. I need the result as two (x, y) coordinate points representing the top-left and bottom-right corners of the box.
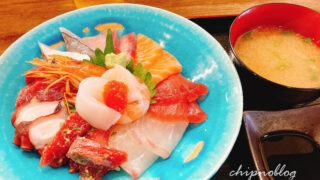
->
(29, 102), (68, 149)
(108, 124), (158, 179)
(38, 42), (90, 61)
(40, 113), (91, 168)
(149, 74), (208, 123)
(67, 137), (127, 168)
(15, 80), (65, 108)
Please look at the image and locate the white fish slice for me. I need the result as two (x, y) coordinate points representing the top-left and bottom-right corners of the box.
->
(38, 42), (90, 61)
(59, 27), (95, 57)
(108, 124), (158, 179)
(131, 113), (189, 159)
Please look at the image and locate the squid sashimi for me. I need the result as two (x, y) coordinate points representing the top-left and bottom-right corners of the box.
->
(108, 124), (159, 179)
(131, 113), (189, 159)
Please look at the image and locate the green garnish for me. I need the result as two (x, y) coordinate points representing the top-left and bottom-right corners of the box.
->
(83, 29), (115, 67)
(311, 74), (319, 81)
(277, 62), (291, 70)
(105, 52), (129, 68)
(243, 31), (253, 39)
(307, 58), (316, 63)
(281, 30), (293, 35)
(126, 60), (157, 103)
(303, 38), (312, 44)
(105, 29), (115, 54)
(73, 127), (81, 131)
(273, 41), (280, 47)
(64, 101), (76, 112)
(83, 29), (158, 103)
(74, 155), (88, 165)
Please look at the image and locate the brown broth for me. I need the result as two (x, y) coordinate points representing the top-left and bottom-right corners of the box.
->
(234, 27), (320, 88)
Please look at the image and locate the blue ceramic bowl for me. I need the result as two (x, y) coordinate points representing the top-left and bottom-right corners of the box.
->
(0, 4), (243, 180)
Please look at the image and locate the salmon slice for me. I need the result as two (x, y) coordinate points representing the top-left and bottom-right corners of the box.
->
(135, 34), (163, 69)
(135, 34), (182, 82)
(148, 51), (182, 82)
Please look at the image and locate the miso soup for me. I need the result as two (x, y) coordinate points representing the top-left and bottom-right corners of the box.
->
(234, 27), (320, 88)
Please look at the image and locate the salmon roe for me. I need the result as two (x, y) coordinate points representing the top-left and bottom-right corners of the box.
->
(103, 80), (128, 112)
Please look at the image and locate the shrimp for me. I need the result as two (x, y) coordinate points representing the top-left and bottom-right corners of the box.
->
(28, 55), (107, 80)
(75, 65), (150, 130)
(26, 55), (107, 101)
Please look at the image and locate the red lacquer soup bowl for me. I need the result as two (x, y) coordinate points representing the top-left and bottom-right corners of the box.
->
(229, 3), (320, 110)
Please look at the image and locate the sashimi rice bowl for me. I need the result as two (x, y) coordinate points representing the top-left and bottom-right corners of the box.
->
(0, 4), (243, 180)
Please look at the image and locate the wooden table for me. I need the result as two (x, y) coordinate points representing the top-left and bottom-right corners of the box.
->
(1, 0), (320, 55)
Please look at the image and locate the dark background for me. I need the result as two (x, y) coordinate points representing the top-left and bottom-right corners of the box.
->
(191, 17), (258, 180)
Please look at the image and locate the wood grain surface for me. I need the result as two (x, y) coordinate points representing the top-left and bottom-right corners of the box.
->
(1, 0), (320, 54)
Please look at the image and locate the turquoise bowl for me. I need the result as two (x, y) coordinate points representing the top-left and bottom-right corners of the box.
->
(0, 4), (242, 180)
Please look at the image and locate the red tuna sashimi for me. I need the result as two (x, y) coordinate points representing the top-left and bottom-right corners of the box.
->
(15, 80), (65, 108)
(149, 74), (208, 123)
(67, 137), (127, 180)
(153, 74), (208, 104)
(40, 113), (91, 168)
(149, 102), (207, 123)
(85, 128), (111, 146)
(68, 128), (111, 173)
(82, 31), (136, 60)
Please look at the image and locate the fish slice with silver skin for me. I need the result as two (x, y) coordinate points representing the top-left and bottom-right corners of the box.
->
(38, 42), (90, 61)
(59, 27), (95, 57)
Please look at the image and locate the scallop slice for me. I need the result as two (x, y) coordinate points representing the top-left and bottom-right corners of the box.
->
(75, 77), (121, 130)
(29, 102), (68, 149)
(132, 113), (189, 159)
(108, 124), (158, 179)
(39, 42), (90, 61)
(12, 98), (60, 127)
(99, 65), (150, 124)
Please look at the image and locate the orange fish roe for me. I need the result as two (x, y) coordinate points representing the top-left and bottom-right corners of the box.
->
(103, 80), (128, 112)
